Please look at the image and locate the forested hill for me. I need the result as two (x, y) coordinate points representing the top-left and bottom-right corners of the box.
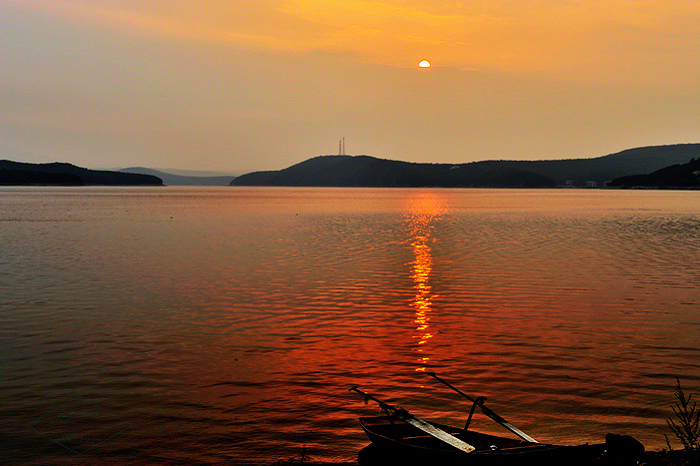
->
(231, 155), (557, 188)
(0, 160), (162, 186)
(609, 157), (700, 188)
(230, 144), (700, 188)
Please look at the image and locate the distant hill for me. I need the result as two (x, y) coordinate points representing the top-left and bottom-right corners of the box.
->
(609, 158), (700, 188)
(472, 144), (700, 187)
(0, 160), (162, 186)
(231, 155), (557, 188)
(230, 144), (700, 188)
(120, 167), (234, 186)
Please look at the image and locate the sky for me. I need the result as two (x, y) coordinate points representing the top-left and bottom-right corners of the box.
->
(1, 1), (699, 174)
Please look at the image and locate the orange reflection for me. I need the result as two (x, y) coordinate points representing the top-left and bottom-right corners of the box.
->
(406, 193), (444, 371)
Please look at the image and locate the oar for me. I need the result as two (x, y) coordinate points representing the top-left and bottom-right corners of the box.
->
(349, 386), (476, 453)
(426, 372), (538, 443)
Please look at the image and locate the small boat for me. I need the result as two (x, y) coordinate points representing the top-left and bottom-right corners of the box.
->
(358, 415), (606, 465)
(351, 374), (642, 465)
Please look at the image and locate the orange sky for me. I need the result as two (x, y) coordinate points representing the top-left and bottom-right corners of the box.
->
(2, 0), (699, 172)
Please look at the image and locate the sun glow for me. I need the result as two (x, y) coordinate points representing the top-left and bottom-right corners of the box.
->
(418, 60), (431, 68)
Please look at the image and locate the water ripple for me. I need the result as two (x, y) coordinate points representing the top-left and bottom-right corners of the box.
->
(1, 188), (699, 464)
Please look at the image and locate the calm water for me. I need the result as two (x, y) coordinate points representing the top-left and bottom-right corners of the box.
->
(1, 187), (699, 465)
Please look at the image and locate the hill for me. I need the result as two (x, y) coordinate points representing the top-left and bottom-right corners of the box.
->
(0, 160), (162, 186)
(120, 167), (234, 186)
(230, 144), (700, 188)
(609, 158), (700, 188)
(499, 144), (700, 186)
(230, 155), (557, 188)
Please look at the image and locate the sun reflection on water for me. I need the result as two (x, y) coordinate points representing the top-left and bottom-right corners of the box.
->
(406, 193), (445, 371)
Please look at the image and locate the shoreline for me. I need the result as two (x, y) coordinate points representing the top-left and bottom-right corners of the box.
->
(272, 451), (696, 466)
(271, 445), (698, 466)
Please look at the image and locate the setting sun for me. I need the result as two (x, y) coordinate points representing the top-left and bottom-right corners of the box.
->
(418, 60), (431, 68)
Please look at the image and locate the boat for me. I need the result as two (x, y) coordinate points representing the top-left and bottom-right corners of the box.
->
(351, 375), (643, 465)
(357, 414), (606, 465)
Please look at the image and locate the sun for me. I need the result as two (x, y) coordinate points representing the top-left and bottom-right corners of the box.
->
(418, 60), (431, 68)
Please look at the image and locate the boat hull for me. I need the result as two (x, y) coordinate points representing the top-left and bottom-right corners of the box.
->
(358, 416), (606, 465)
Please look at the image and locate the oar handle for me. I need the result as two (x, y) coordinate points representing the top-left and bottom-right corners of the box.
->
(348, 386), (398, 413)
(426, 372), (484, 405)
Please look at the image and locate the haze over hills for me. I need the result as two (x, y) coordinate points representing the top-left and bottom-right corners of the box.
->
(119, 167), (235, 186)
(231, 144), (700, 188)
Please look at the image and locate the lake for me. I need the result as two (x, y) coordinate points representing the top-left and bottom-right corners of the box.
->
(1, 187), (699, 465)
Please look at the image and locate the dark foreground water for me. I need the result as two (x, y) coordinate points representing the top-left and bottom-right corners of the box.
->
(1, 187), (699, 465)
